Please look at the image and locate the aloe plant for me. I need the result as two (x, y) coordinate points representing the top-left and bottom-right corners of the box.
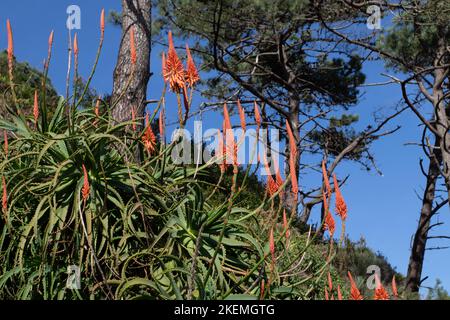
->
(0, 10), (336, 300)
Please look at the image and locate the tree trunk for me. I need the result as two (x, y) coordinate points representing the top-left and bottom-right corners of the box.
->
(111, 0), (151, 127)
(433, 38), (450, 205)
(405, 137), (440, 293)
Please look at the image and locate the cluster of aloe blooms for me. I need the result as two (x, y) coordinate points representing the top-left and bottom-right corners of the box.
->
(320, 161), (401, 300)
(321, 160), (347, 243)
(138, 30), (201, 156)
(326, 271), (399, 300)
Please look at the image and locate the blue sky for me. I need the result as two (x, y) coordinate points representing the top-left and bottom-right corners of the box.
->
(1, 0), (449, 296)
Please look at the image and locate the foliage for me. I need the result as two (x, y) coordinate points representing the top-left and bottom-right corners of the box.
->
(0, 51), (58, 119)
(378, 0), (450, 71)
(425, 279), (450, 300)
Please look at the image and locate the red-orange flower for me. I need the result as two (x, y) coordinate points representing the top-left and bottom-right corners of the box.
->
(269, 227), (275, 262)
(286, 120), (297, 155)
(327, 272), (333, 292)
(142, 113), (157, 155)
(237, 100), (246, 132)
(286, 120), (298, 197)
(81, 164), (90, 201)
(48, 30), (54, 48)
(337, 285), (343, 300)
(254, 101), (261, 130)
(6, 19), (14, 74)
(347, 271), (363, 300)
(323, 191), (335, 237)
(33, 90), (39, 125)
(333, 173), (347, 221)
(216, 129), (227, 173)
(185, 44), (200, 88)
(95, 97), (100, 118)
(223, 103), (237, 167)
(100, 9), (105, 36)
(266, 175), (279, 197)
(130, 26), (136, 65)
(7, 19), (13, 61)
(274, 168), (284, 198)
(392, 275), (398, 298)
(374, 274), (389, 300)
(163, 31), (185, 93)
(2, 176), (7, 212)
(73, 33), (79, 61)
(322, 160), (331, 199)
(263, 154), (282, 197)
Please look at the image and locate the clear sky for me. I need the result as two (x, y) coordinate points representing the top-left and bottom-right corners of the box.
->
(1, 0), (449, 296)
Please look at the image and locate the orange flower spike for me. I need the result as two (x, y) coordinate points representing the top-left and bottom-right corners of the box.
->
(262, 153), (274, 192)
(254, 101), (261, 130)
(327, 272), (333, 292)
(142, 113), (156, 154)
(2, 176), (7, 212)
(337, 285), (343, 300)
(100, 8), (105, 36)
(374, 274), (390, 300)
(266, 175), (278, 197)
(95, 98), (101, 117)
(333, 174), (347, 221)
(6, 19), (13, 64)
(285, 120), (297, 155)
(322, 191), (335, 237)
(223, 103), (235, 163)
(130, 26), (136, 65)
(324, 211), (335, 238)
(33, 90), (39, 125)
(269, 227), (275, 262)
(217, 129), (226, 173)
(164, 31), (185, 92)
(223, 103), (232, 131)
(144, 126), (157, 154)
(275, 165), (284, 191)
(347, 271), (363, 300)
(3, 131), (8, 156)
(237, 100), (246, 132)
(289, 154), (298, 196)
(48, 30), (54, 56)
(185, 44), (200, 88)
(81, 164), (90, 201)
(73, 33), (79, 60)
(321, 160), (331, 198)
(392, 275), (398, 298)
(286, 120), (298, 197)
